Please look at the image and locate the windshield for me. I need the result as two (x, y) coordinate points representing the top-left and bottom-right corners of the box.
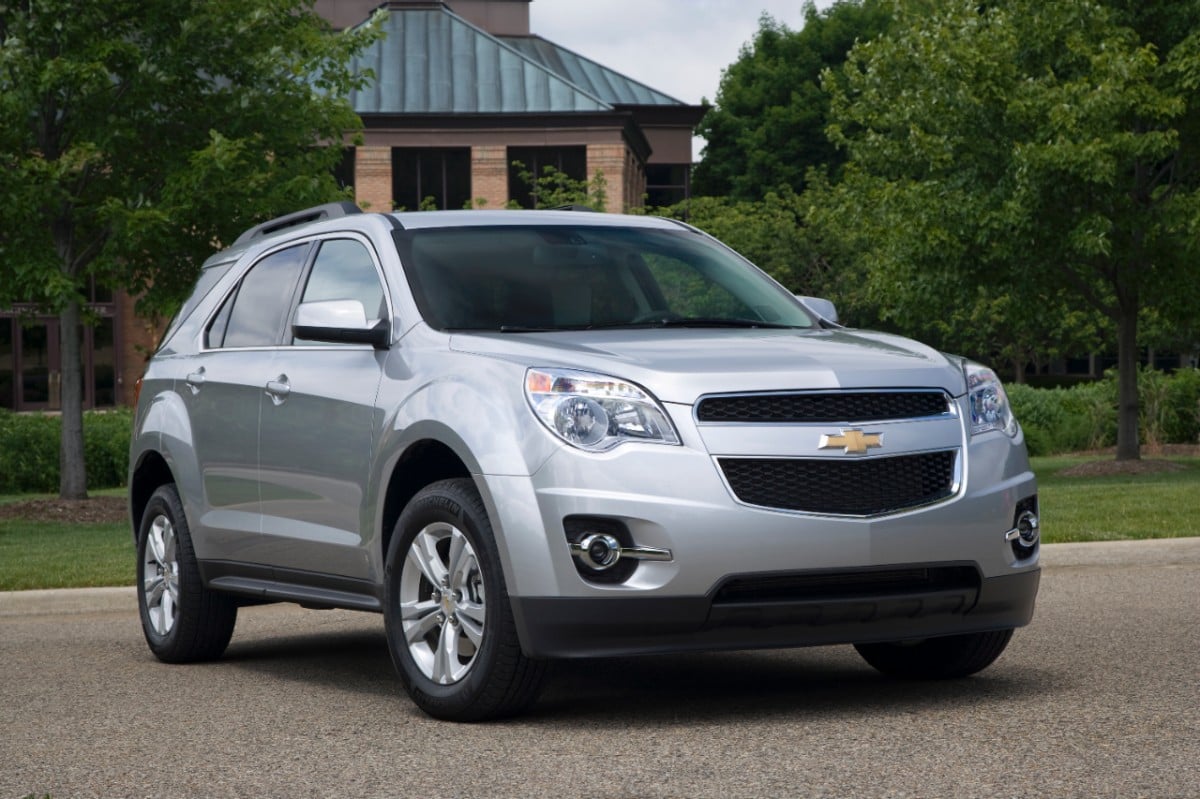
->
(393, 225), (814, 332)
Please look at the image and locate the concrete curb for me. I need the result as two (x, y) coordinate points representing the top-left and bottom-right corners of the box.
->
(2, 538), (1197, 618)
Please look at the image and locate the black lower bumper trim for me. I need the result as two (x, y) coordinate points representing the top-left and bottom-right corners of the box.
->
(511, 568), (1040, 659)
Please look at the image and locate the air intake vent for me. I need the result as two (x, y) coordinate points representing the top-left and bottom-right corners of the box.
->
(718, 450), (957, 515)
(696, 391), (950, 423)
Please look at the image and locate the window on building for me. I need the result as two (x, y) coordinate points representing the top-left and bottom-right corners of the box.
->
(392, 148), (471, 211)
(645, 164), (691, 209)
(0, 319), (12, 410)
(333, 147), (356, 195)
(507, 146), (587, 209)
(90, 317), (116, 407)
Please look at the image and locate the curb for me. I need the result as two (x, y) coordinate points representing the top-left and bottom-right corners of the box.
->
(2, 538), (1197, 618)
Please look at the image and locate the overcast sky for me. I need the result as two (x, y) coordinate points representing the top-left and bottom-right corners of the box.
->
(529, 1), (831, 158)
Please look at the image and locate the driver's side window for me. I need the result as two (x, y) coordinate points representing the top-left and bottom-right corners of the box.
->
(300, 239), (386, 320)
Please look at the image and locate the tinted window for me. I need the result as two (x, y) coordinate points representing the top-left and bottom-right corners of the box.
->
(300, 239), (386, 321)
(395, 225), (814, 332)
(214, 245), (308, 348)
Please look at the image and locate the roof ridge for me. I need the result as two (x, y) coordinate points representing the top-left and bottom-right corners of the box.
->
(437, 6), (615, 111)
(507, 34), (687, 106)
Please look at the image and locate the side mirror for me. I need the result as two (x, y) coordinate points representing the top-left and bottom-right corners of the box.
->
(796, 295), (839, 325)
(293, 300), (390, 349)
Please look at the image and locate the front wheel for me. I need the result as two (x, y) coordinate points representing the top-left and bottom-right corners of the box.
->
(136, 483), (237, 662)
(384, 478), (546, 721)
(854, 629), (1014, 679)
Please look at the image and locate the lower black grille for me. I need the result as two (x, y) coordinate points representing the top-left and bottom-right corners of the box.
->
(713, 565), (980, 605)
(719, 450), (957, 515)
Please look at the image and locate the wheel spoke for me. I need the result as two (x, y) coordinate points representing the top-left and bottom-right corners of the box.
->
(446, 529), (467, 586)
(401, 600), (441, 644)
(144, 574), (165, 606)
(149, 520), (168, 567)
(407, 530), (448, 587)
(432, 620), (459, 684)
(458, 607), (484, 647)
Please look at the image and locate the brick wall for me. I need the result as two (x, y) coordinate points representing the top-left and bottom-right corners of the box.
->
(586, 143), (645, 213)
(116, 292), (163, 406)
(471, 145), (509, 209)
(354, 146), (393, 210)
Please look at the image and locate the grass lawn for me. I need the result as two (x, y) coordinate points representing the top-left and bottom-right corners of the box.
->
(1, 455), (1198, 591)
(0, 520), (132, 591)
(1032, 454), (1200, 543)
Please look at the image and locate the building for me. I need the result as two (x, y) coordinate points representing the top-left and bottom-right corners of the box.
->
(0, 0), (704, 412)
(316, 0), (706, 212)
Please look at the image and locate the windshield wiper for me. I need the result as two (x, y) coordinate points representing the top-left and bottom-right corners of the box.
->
(647, 317), (800, 329)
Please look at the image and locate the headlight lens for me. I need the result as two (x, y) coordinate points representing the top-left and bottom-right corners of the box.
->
(965, 362), (1018, 437)
(526, 368), (680, 452)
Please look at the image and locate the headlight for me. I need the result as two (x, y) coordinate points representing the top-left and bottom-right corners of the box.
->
(964, 362), (1018, 437)
(525, 368), (681, 452)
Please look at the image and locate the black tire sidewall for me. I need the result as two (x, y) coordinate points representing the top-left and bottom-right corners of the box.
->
(383, 479), (514, 716)
(135, 483), (235, 662)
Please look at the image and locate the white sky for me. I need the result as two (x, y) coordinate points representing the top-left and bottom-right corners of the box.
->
(530, 1), (833, 159)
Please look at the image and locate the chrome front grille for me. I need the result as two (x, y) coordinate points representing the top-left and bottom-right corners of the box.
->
(718, 450), (957, 515)
(696, 390), (950, 423)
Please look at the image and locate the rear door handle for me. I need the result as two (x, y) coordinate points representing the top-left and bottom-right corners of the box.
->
(265, 375), (291, 405)
(185, 368), (206, 395)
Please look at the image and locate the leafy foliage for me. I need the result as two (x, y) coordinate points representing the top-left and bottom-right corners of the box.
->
(0, 408), (133, 493)
(0, 0), (379, 495)
(821, 0), (1200, 458)
(508, 162), (608, 211)
(693, 1), (892, 199)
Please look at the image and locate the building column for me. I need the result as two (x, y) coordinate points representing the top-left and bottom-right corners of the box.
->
(587, 144), (635, 213)
(471, 145), (509, 209)
(354, 146), (393, 211)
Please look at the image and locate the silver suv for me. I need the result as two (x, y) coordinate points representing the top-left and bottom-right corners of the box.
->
(130, 202), (1040, 721)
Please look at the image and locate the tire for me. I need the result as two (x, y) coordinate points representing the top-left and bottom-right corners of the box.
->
(384, 478), (547, 721)
(136, 483), (237, 663)
(854, 629), (1014, 679)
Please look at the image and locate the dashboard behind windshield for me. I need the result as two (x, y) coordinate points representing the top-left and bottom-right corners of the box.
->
(393, 225), (814, 332)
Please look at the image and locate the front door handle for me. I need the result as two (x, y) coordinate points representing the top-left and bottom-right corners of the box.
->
(265, 375), (291, 405)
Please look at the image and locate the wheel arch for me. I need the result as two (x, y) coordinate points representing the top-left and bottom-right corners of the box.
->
(379, 437), (473, 569)
(130, 450), (175, 543)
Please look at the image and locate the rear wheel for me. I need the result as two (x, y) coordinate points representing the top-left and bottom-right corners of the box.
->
(384, 478), (546, 721)
(136, 484), (237, 662)
(854, 629), (1014, 679)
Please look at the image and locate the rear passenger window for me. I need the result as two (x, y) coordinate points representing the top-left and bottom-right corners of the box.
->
(208, 244), (308, 349)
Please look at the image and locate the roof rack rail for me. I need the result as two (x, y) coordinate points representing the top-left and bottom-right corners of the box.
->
(553, 204), (599, 212)
(233, 201), (362, 246)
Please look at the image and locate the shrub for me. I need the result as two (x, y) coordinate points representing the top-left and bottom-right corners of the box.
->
(1008, 368), (1200, 455)
(0, 408), (132, 493)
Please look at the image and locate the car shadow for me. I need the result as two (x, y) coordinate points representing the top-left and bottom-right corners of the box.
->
(528, 648), (1063, 726)
(215, 619), (1064, 723)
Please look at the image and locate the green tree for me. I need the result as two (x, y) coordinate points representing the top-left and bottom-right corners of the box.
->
(822, 0), (1200, 459)
(693, 0), (892, 199)
(509, 162), (608, 211)
(0, 0), (378, 498)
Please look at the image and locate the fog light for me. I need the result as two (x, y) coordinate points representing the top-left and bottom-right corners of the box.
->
(1005, 510), (1040, 557)
(575, 533), (622, 570)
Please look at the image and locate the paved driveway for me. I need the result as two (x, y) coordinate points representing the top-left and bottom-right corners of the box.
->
(2, 539), (1198, 798)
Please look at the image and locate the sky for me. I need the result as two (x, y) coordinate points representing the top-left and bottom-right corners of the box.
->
(529, 1), (832, 159)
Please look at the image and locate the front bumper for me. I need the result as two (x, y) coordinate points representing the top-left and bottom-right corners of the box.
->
(512, 567), (1039, 658)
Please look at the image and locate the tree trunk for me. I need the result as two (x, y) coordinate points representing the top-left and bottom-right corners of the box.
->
(58, 298), (89, 499)
(1115, 305), (1140, 461)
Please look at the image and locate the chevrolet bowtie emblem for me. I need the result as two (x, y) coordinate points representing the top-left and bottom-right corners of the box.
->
(819, 428), (883, 455)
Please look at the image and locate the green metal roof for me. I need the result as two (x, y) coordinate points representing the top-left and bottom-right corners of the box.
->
(347, 8), (613, 114)
(497, 35), (684, 107)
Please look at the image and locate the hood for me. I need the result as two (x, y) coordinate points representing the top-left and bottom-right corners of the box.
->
(449, 328), (966, 404)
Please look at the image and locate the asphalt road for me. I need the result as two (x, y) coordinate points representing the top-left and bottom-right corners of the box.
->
(2, 539), (1198, 799)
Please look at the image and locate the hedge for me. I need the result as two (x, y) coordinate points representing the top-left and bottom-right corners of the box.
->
(0, 408), (133, 493)
(1007, 368), (1200, 456)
